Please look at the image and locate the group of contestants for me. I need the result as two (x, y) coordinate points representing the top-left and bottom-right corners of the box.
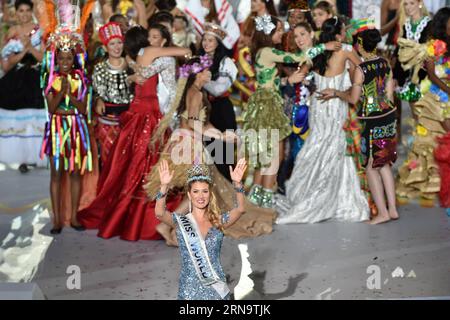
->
(0, 0), (449, 300)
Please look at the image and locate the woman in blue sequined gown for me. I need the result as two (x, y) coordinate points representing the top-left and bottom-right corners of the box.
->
(154, 159), (249, 300)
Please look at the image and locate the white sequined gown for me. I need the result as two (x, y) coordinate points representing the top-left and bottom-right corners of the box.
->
(275, 70), (370, 224)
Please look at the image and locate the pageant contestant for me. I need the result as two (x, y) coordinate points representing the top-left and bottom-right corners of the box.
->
(93, 22), (132, 168)
(0, 0), (45, 172)
(77, 26), (191, 241)
(354, 27), (399, 224)
(275, 17), (369, 224)
(145, 56), (276, 245)
(282, 22), (316, 176)
(40, 1), (95, 234)
(396, 7), (450, 208)
(146, 23), (177, 116)
(394, 0), (431, 116)
(199, 23), (238, 181)
(155, 159), (248, 300)
(244, 14), (341, 208)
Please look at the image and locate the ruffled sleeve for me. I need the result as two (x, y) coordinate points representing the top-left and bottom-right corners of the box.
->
(203, 57), (238, 97)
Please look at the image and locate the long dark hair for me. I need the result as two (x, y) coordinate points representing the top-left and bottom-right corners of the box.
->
(251, 15), (280, 62)
(124, 26), (150, 60)
(429, 7), (450, 55)
(149, 23), (172, 47)
(357, 29), (382, 53)
(147, 10), (174, 29)
(177, 57), (210, 118)
(198, 38), (227, 80)
(312, 17), (343, 75)
(263, 0), (278, 16)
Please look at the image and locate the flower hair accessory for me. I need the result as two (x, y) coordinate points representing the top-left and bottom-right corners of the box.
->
(179, 54), (213, 78)
(186, 164), (212, 185)
(254, 14), (276, 35)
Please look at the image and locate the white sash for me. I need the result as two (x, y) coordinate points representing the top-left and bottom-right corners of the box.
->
(175, 213), (230, 299)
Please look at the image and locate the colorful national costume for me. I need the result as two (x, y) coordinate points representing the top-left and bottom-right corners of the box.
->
(0, 25), (46, 166)
(40, 1), (94, 174)
(395, 16), (431, 102)
(77, 50), (182, 241)
(396, 39), (450, 206)
(93, 22), (132, 167)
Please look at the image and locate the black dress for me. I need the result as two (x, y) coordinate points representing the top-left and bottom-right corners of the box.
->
(203, 57), (238, 181)
(358, 57), (398, 168)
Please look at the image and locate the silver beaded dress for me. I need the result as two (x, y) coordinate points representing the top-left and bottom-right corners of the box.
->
(275, 69), (370, 224)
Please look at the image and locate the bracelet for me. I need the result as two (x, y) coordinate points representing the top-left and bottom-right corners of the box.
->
(184, 51), (192, 60)
(155, 190), (167, 201)
(233, 182), (245, 194)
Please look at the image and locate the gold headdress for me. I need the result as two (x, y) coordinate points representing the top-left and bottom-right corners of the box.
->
(203, 23), (227, 42)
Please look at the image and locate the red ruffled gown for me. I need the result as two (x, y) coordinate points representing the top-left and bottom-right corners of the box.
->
(77, 74), (181, 240)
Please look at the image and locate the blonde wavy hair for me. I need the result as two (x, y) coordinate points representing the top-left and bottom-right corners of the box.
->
(398, 0), (430, 38)
(187, 180), (224, 232)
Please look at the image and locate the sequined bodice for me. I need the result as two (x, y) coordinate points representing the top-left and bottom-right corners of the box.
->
(173, 212), (230, 300)
(92, 61), (132, 104)
(358, 57), (395, 118)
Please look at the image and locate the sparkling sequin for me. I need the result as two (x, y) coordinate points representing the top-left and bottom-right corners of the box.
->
(173, 212), (230, 300)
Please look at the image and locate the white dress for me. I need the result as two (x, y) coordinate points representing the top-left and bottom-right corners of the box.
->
(275, 69), (370, 224)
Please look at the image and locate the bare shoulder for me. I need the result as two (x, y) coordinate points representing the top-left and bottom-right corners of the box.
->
(6, 25), (18, 38)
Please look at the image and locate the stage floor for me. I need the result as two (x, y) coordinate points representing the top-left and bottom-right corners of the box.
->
(0, 166), (449, 300)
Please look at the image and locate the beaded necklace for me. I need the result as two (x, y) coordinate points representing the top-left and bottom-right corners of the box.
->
(405, 16), (431, 42)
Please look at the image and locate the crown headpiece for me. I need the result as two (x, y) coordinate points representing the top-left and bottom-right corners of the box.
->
(203, 23), (227, 42)
(99, 22), (124, 46)
(254, 14), (276, 35)
(179, 54), (213, 78)
(186, 164), (212, 185)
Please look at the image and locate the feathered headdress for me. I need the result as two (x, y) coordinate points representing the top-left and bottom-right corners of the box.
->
(40, 0), (96, 122)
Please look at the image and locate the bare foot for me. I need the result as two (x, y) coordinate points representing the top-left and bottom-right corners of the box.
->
(388, 209), (399, 220)
(369, 214), (391, 225)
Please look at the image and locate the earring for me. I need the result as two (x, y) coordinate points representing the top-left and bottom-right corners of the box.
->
(188, 199), (192, 213)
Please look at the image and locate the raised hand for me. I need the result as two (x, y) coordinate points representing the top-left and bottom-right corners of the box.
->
(229, 158), (247, 183)
(158, 159), (173, 186)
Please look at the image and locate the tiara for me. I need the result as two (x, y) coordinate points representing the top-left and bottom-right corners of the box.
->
(203, 23), (227, 41)
(99, 22), (124, 46)
(186, 164), (212, 184)
(254, 14), (276, 35)
(179, 54), (213, 78)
